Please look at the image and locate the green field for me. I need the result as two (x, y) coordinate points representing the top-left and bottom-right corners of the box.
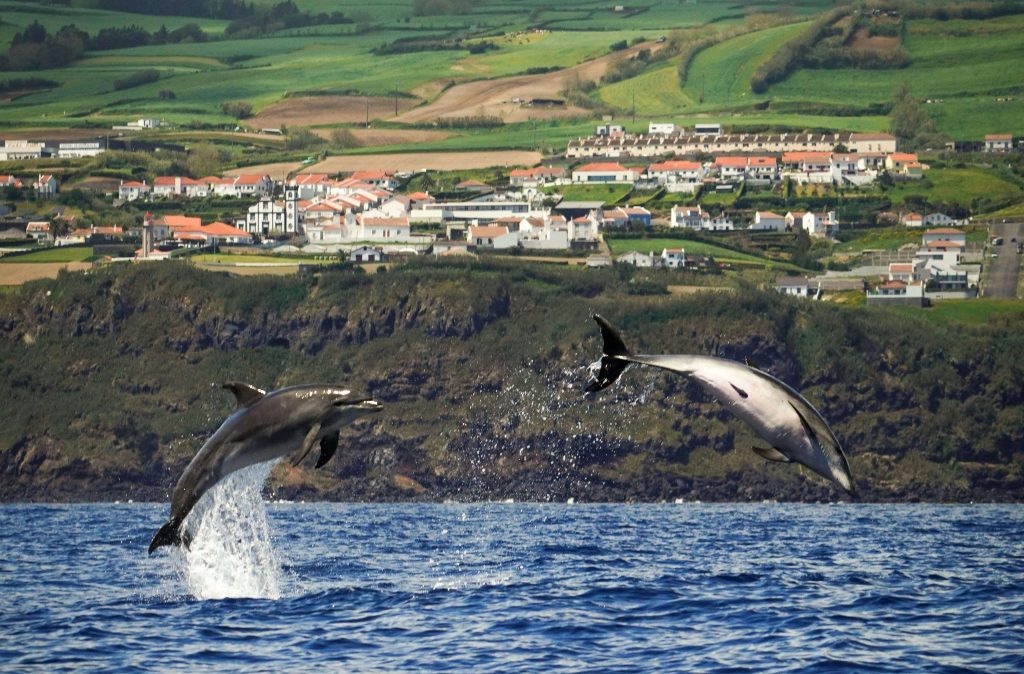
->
(606, 237), (802, 270)
(891, 299), (1024, 325)
(555, 184), (634, 205)
(0, 0), (1021, 156)
(0, 246), (94, 263)
(887, 168), (1023, 211)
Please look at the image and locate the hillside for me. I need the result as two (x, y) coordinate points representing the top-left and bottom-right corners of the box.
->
(0, 0), (1021, 151)
(1, 260), (1022, 503)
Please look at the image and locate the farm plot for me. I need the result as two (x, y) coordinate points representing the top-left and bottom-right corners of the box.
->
(247, 96), (422, 128)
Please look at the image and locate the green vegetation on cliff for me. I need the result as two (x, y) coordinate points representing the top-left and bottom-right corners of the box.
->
(1, 260), (1022, 503)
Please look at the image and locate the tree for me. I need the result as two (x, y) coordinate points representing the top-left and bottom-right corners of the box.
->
(889, 83), (944, 151)
(186, 143), (223, 178)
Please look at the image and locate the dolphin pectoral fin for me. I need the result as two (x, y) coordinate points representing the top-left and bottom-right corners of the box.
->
(223, 382), (266, 408)
(729, 382), (749, 399)
(290, 423), (322, 467)
(789, 401), (817, 440)
(314, 434), (340, 469)
(753, 446), (792, 463)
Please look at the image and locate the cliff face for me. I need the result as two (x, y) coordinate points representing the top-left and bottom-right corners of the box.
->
(1, 260), (1022, 503)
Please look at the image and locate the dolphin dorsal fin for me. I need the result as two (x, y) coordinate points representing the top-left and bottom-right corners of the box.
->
(744, 356), (760, 370)
(222, 382), (266, 408)
(753, 446), (791, 463)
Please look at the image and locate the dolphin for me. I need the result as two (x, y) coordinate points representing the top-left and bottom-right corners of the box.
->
(148, 382), (383, 554)
(584, 315), (854, 495)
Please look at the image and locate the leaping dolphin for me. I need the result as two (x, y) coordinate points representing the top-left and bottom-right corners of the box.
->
(149, 382), (383, 554)
(584, 315), (854, 495)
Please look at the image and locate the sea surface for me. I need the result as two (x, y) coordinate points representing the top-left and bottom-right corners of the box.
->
(1, 483), (1022, 672)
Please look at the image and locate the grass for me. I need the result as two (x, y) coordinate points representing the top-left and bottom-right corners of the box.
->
(0, 247), (93, 263)
(554, 184), (633, 205)
(606, 236), (803, 270)
(887, 168), (1022, 211)
(892, 299), (1024, 325)
(189, 253), (335, 264)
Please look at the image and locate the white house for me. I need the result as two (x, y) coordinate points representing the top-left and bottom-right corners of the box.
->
(671, 205), (703, 229)
(617, 250), (657, 267)
(0, 140), (44, 161)
(572, 162), (637, 184)
(902, 212), (924, 228)
(25, 221), (51, 241)
(661, 248), (685, 268)
(349, 170), (399, 191)
(776, 276), (818, 298)
(801, 211), (837, 238)
(289, 173), (334, 199)
(468, 225), (518, 249)
(647, 160), (704, 189)
(350, 245), (384, 263)
(411, 199), (532, 224)
(648, 122), (677, 135)
(752, 211), (786, 231)
(119, 180), (150, 202)
(984, 134), (1013, 153)
(153, 176), (209, 198)
(35, 174), (57, 198)
(922, 228), (967, 247)
(245, 197), (288, 235)
(923, 213), (957, 227)
(351, 215), (412, 242)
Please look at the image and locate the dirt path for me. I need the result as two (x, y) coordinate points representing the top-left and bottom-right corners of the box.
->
(247, 95), (421, 128)
(397, 41), (664, 124)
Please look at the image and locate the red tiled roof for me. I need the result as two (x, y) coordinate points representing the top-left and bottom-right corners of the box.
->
(468, 225), (510, 238)
(648, 160), (701, 171)
(575, 162), (629, 172)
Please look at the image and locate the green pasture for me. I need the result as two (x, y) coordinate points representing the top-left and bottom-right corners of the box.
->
(456, 30), (646, 78)
(890, 299), (1024, 326)
(190, 253), (333, 264)
(887, 168), (1022, 211)
(0, 246), (93, 263)
(554, 184), (633, 205)
(606, 237), (800, 270)
(0, 1), (229, 44)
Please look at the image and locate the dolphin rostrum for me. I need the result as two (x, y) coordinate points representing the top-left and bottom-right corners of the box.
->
(148, 382), (383, 554)
(584, 315), (854, 494)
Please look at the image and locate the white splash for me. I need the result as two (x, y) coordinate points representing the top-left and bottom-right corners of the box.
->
(175, 462), (284, 600)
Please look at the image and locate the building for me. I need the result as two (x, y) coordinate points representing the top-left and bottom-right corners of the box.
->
(671, 206), (703, 229)
(752, 211), (785, 231)
(984, 134), (1013, 153)
(118, 180), (150, 202)
(410, 199), (532, 224)
(571, 162), (638, 184)
(646, 160), (704, 191)
(566, 131), (897, 159)
(35, 174), (57, 198)
(153, 176), (209, 198)
(661, 248), (685, 268)
(776, 276), (818, 298)
(866, 279), (926, 306)
(509, 166), (566, 187)
(617, 250), (657, 267)
(245, 197), (289, 235)
(55, 141), (104, 159)
(648, 122), (677, 135)
(0, 140), (45, 161)
(468, 225), (518, 249)
(25, 221), (51, 242)
(349, 245), (384, 263)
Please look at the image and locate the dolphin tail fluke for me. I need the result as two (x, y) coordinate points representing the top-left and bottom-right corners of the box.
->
(148, 518), (183, 555)
(584, 315), (632, 393)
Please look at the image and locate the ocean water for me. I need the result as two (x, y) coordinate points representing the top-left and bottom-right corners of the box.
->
(1, 489), (1022, 672)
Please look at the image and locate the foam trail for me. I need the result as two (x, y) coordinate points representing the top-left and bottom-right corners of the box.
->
(176, 462), (283, 600)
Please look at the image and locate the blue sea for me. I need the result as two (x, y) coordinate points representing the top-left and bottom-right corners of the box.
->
(2, 487), (1023, 672)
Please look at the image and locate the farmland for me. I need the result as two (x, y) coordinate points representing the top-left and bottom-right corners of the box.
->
(0, 0), (1020, 163)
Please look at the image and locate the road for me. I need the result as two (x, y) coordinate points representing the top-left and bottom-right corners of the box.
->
(983, 220), (1024, 298)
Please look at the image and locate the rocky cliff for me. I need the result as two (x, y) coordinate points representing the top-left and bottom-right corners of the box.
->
(1, 260), (1022, 503)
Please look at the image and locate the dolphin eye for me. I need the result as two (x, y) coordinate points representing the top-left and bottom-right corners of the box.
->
(730, 383), (749, 399)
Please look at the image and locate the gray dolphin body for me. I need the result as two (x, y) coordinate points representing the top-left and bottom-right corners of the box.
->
(585, 315), (854, 494)
(149, 382), (382, 554)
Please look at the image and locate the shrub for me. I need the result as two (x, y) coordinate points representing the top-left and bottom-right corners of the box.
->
(113, 69), (159, 91)
(221, 100), (253, 119)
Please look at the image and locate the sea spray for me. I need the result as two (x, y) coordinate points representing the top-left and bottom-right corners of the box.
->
(176, 462), (283, 600)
